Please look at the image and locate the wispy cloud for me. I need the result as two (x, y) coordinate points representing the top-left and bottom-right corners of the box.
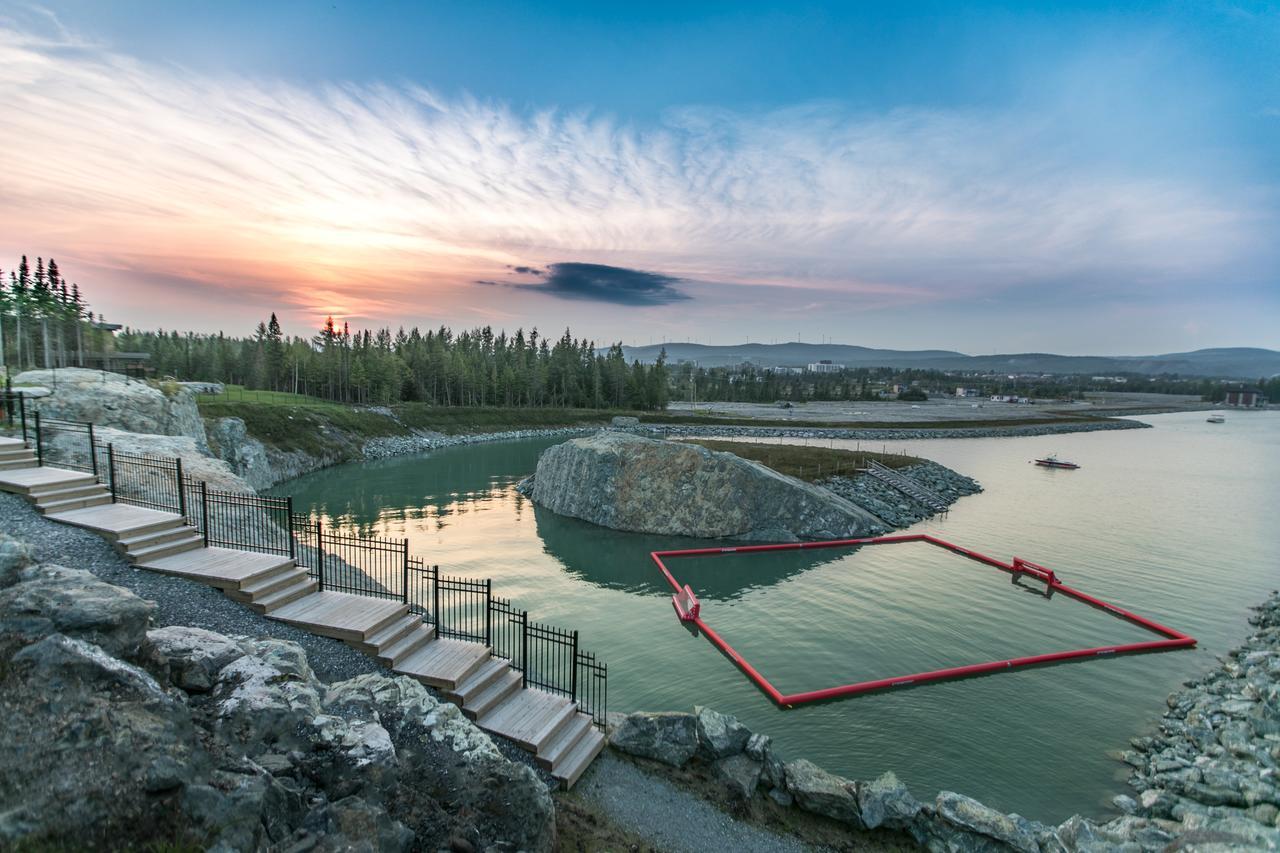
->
(0, 22), (1272, 337)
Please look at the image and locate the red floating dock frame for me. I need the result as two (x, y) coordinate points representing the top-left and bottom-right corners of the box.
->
(650, 534), (1196, 708)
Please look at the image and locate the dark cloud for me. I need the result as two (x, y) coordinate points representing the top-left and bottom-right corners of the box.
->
(509, 265), (545, 276)
(538, 262), (690, 305)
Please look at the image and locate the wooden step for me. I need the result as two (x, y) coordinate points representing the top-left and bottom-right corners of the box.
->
(448, 656), (512, 705)
(126, 533), (204, 563)
(38, 493), (113, 514)
(353, 614), (422, 654)
(538, 712), (594, 771)
(253, 579), (320, 613)
(528, 699), (578, 752)
(374, 623), (435, 667)
(552, 726), (606, 789)
(461, 668), (523, 720)
(0, 459), (36, 471)
(394, 639), (491, 691)
(225, 567), (310, 603)
(26, 473), (98, 495)
(116, 525), (203, 552)
(32, 483), (109, 503)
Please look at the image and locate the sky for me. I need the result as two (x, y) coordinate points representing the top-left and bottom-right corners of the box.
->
(1, 1), (1277, 355)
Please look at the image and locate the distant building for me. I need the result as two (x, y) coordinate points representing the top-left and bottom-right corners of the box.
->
(806, 360), (844, 374)
(955, 387), (980, 397)
(1225, 387), (1266, 408)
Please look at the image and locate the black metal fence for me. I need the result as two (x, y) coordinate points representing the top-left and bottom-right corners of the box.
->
(33, 417), (608, 726)
(0, 391), (28, 438)
(295, 519), (404, 600)
(105, 445), (183, 513)
(33, 414), (97, 473)
(200, 486), (293, 557)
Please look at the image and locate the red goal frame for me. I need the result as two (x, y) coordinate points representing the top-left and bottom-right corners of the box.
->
(650, 533), (1195, 707)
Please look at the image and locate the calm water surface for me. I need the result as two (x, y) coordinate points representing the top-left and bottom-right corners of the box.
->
(273, 411), (1278, 822)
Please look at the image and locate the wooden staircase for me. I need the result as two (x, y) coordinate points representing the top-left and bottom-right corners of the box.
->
(0, 450), (607, 788)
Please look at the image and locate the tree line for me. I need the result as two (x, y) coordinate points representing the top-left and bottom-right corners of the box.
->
(116, 317), (672, 410)
(0, 255), (106, 373)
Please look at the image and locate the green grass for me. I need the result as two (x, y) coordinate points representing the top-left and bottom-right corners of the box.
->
(198, 400), (405, 456)
(682, 439), (920, 482)
(392, 404), (620, 434)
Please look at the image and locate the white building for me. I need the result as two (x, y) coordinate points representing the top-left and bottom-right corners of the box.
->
(806, 360), (844, 374)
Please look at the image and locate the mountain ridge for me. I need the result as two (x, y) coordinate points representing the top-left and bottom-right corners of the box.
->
(616, 344), (1280, 379)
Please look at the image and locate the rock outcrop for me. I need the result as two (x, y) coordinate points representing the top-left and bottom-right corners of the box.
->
(526, 431), (884, 541)
(0, 556), (556, 852)
(14, 368), (207, 445)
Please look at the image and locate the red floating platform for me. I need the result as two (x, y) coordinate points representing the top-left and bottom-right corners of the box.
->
(649, 534), (1195, 708)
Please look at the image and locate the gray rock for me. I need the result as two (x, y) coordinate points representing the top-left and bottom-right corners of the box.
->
(0, 563), (154, 659)
(15, 368), (207, 444)
(1112, 794), (1139, 815)
(784, 758), (863, 827)
(610, 415), (641, 427)
(609, 711), (699, 766)
(322, 796), (413, 852)
(768, 787), (795, 808)
(858, 770), (921, 830)
(528, 431), (883, 541)
(206, 416), (276, 490)
(934, 791), (1044, 853)
(148, 625), (246, 692)
(744, 732), (772, 762)
(0, 533), (33, 588)
(695, 704), (751, 759)
(714, 754), (763, 799)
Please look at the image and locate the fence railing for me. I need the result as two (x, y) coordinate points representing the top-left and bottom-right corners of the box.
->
(105, 445), (183, 513)
(32, 414), (98, 474)
(36, 415), (608, 726)
(0, 391), (28, 439)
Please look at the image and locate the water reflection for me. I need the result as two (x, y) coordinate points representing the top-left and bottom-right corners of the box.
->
(531, 504), (846, 598)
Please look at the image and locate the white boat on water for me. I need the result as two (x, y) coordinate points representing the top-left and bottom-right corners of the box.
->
(1207, 413), (1226, 423)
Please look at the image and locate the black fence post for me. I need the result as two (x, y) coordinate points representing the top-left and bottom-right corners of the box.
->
(19, 395), (27, 446)
(200, 481), (209, 547)
(107, 444), (117, 502)
(571, 630), (579, 703)
(175, 458), (186, 520)
(286, 497), (296, 562)
(33, 412), (42, 466)
(315, 520), (326, 592)
(87, 424), (97, 478)
(484, 578), (492, 647)
(401, 539), (409, 605)
(520, 610), (528, 689)
(432, 565), (440, 630)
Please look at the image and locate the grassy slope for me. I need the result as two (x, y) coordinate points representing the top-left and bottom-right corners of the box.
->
(681, 439), (919, 482)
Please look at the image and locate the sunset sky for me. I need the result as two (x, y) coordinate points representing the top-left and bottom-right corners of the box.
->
(1, 1), (1277, 354)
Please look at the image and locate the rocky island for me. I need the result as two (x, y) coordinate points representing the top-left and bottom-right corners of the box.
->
(521, 430), (887, 541)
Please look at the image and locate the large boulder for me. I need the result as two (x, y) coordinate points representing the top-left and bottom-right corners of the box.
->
(0, 563), (154, 660)
(784, 758), (863, 827)
(147, 625), (247, 693)
(695, 704), (752, 759)
(15, 368), (207, 445)
(858, 771), (922, 830)
(93, 425), (253, 492)
(528, 431), (884, 541)
(608, 710), (700, 766)
(930, 791), (1046, 852)
(0, 533), (33, 589)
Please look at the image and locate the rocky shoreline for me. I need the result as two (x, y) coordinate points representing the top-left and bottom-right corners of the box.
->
(1116, 591), (1280, 843)
(822, 460), (983, 529)
(0, 533), (556, 852)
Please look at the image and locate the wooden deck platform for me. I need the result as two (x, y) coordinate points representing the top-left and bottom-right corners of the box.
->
(394, 637), (492, 691)
(0, 436), (25, 449)
(268, 591), (407, 642)
(479, 687), (577, 751)
(45, 503), (184, 538)
(138, 547), (294, 589)
(0, 466), (95, 495)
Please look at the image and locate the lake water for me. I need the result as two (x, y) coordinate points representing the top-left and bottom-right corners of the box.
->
(272, 410), (1279, 823)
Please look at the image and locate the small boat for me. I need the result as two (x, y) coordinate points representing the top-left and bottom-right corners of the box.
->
(1034, 455), (1080, 470)
(1206, 414), (1225, 424)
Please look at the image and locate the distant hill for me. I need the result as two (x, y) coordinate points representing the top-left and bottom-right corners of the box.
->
(617, 344), (1280, 379)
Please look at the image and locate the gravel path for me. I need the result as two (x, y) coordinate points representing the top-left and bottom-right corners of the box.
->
(573, 752), (820, 853)
(0, 491), (553, 782)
